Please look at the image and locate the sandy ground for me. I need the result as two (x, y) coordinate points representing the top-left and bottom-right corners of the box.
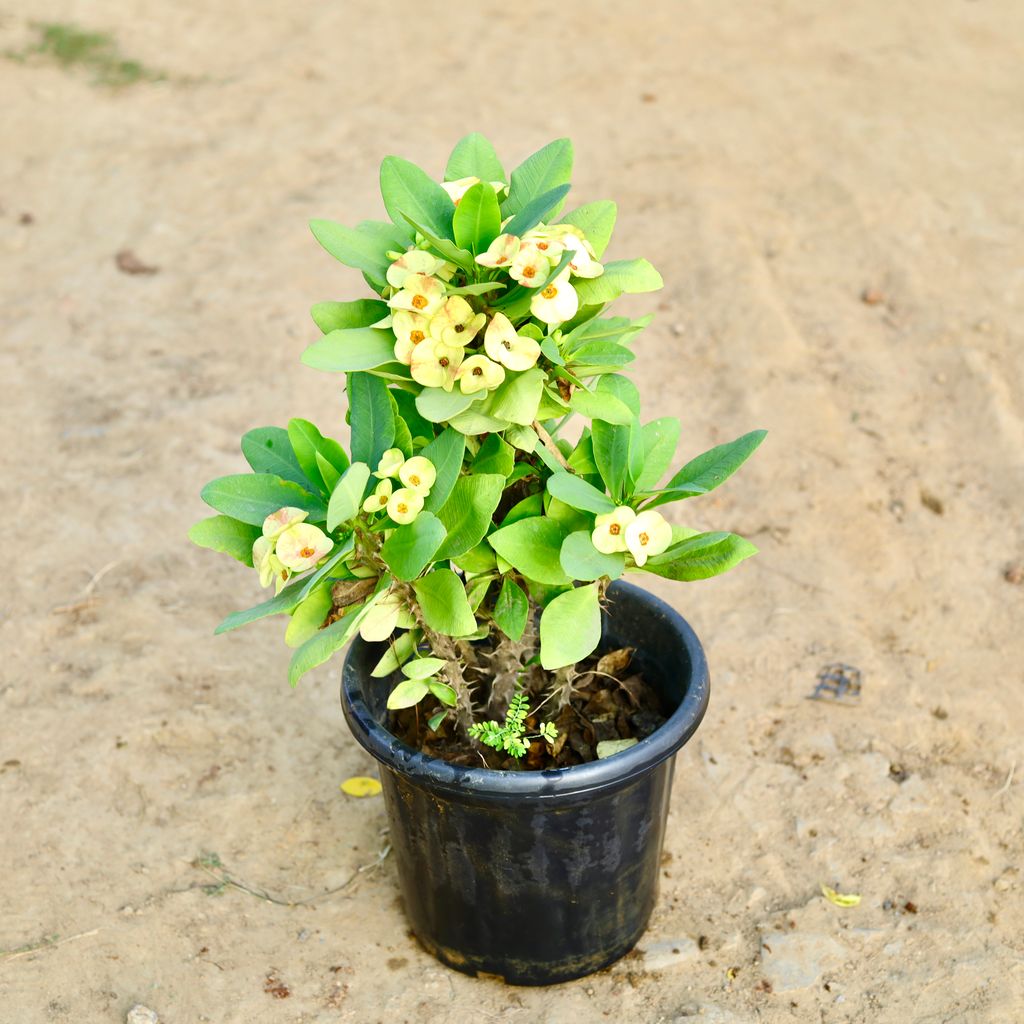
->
(2, 1), (1023, 1021)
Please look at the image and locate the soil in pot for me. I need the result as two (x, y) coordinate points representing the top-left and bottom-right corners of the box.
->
(389, 643), (668, 770)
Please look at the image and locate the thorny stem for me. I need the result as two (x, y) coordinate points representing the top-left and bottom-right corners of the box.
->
(533, 420), (570, 470)
(553, 665), (576, 712)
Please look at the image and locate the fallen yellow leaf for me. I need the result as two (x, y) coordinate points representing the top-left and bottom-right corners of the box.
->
(340, 776), (382, 798)
(821, 883), (861, 907)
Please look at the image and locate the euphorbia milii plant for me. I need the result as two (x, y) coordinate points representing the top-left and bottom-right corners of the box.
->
(190, 134), (765, 759)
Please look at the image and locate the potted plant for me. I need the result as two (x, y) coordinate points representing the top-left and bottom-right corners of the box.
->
(190, 134), (765, 985)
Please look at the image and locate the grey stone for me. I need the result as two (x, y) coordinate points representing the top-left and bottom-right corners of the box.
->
(760, 930), (845, 992)
(636, 936), (699, 970)
(126, 1007), (159, 1024)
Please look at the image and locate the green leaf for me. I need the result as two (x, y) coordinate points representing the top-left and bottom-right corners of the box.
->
(427, 680), (458, 706)
(561, 315), (650, 355)
(452, 181), (501, 255)
(472, 434), (514, 477)
(574, 258), (663, 306)
(503, 184), (572, 239)
(493, 576), (528, 642)
(448, 407), (511, 435)
(434, 474), (505, 560)
(560, 201), (617, 258)
(402, 656), (447, 679)
(539, 583), (601, 670)
(348, 373), (395, 471)
(645, 430), (767, 508)
(310, 298), (389, 334)
(427, 710), (447, 731)
(413, 569), (477, 636)
(241, 427), (310, 488)
(445, 132), (506, 183)
(399, 215), (477, 273)
(380, 155), (456, 240)
(386, 678), (430, 710)
(371, 629), (420, 677)
(452, 541), (497, 574)
(393, 389), (434, 443)
(415, 386), (480, 424)
(544, 495), (591, 534)
(591, 420), (633, 503)
(487, 517), (570, 586)
(567, 432), (599, 477)
(568, 342), (635, 374)
(309, 219), (410, 286)
(327, 462), (371, 531)
(445, 281), (507, 297)
(598, 373), (641, 415)
(545, 472), (615, 514)
(215, 577), (306, 635)
(569, 388), (634, 425)
(634, 418), (681, 492)
(201, 474), (326, 526)
(288, 598), (377, 686)
(503, 138), (573, 219)
(505, 424), (539, 452)
(288, 418), (348, 494)
(560, 531), (625, 581)
(284, 586), (333, 648)
(380, 511), (446, 581)
(500, 492), (543, 527)
(420, 428), (467, 514)
(296, 537), (354, 602)
(483, 367), (545, 425)
(316, 452), (341, 491)
(302, 328), (397, 373)
(188, 515), (261, 566)
(641, 531), (759, 581)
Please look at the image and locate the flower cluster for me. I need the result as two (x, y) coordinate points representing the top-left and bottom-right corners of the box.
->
(591, 507), (672, 567)
(252, 507), (333, 593)
(387, 222), (603, 394)
(363, 449), (437, 525)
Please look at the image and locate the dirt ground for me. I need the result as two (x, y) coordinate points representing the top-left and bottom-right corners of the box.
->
(2, 1), (1023, 1021)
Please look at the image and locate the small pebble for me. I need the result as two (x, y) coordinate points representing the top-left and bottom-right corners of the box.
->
(126, 1006), (159, 1024)
(861, 286), (884, 306)
(1003, 563), (1023, 585)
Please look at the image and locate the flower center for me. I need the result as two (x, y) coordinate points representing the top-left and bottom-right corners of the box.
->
(537, 241), (549, 250)
(609, 524), (621, 536)
(638, 532), (650, 546)
(472, 366), (483, 376)
(454, 323), (465, 333)
(397, 503), (408, 514)
(439, 357), (449, 368)
(299, 546), (315, 558)
(409, 474), (421, 486)
(378, 495), (388, 505)
(496, 256), (508, 264)
(522, 265), (536, 278)
(541, 285), (558, 299)
(502, 339), (511, 349)
(412, 295), (428, 310)
(409, 330), (425, 344)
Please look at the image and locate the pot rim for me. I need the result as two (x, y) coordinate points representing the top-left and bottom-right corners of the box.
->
(341, 580), (710, 801)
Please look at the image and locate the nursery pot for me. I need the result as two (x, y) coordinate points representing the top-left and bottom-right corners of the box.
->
(340, 580), (710, 986)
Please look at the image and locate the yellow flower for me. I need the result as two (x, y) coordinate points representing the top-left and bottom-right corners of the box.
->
(276, 523), (334, 572)
(262, 506), (308, 540)
(374, 448), (405, 478)
(624, 510), (673, 567)
(509, 246), (551, 288)
(398, 456), (436, 495)
(387, 487), (424, 525)
(592, 506), (636, 554)
(475, 233), (520, 269)
(428, 296), (487, 346)
(483, 312), (541, 371)
(530, 270), (579, 325)
(362, 478), (393, 514)
(410, 338), (464, 391)
(386, 249), (446, 289)
(441, 176), (506, 204)
(522, 225), (565, 262)
(456, 354), (505, 395)
(392, 310), (432, 365)
(388, 273), (445, 317)
(563, 234), (603, 279)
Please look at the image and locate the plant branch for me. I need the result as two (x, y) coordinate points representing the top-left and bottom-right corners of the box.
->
(533, 420), (570, 470)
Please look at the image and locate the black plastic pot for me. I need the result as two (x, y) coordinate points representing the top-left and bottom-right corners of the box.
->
(340, 580), (710, 986)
